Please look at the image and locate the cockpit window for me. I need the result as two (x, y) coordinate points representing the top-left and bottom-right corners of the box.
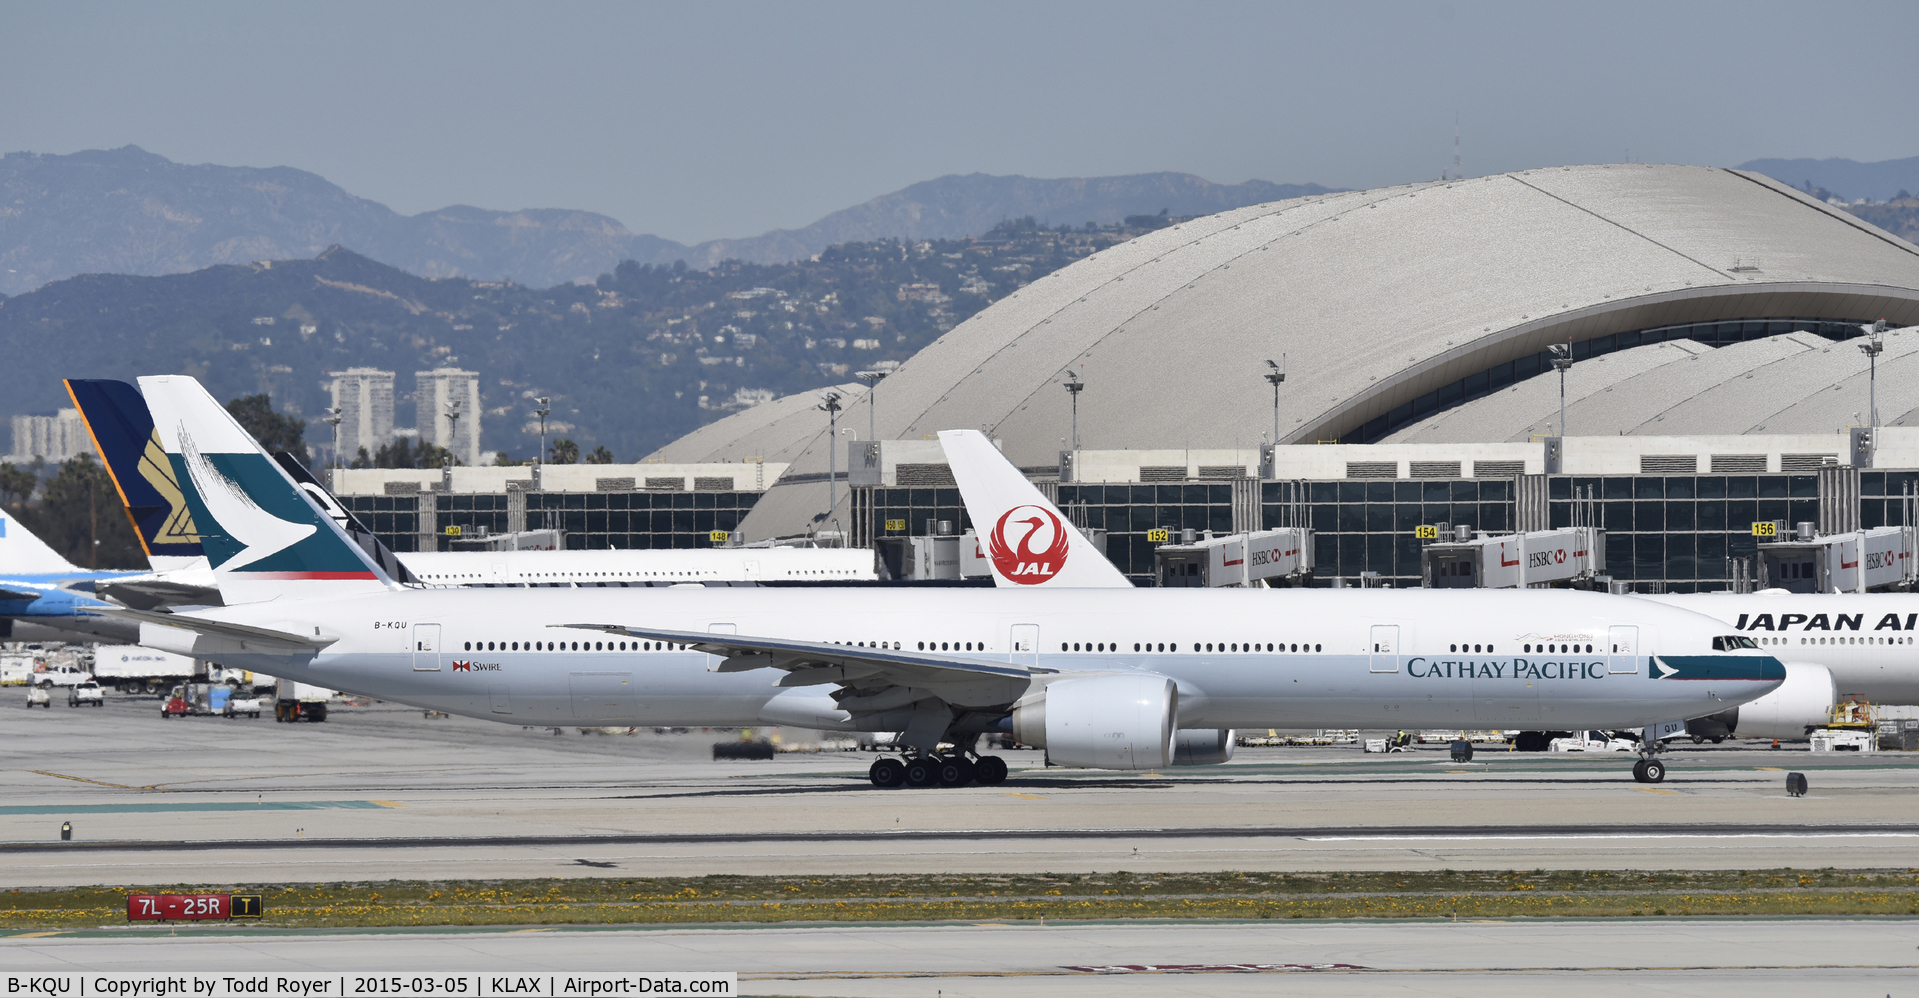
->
(1711, 635), (1759, 651)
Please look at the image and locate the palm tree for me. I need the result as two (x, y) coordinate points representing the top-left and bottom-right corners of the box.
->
(548, 438), (580, 464)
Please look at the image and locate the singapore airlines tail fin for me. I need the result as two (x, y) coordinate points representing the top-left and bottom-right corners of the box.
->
(938, 429), (1131, 588)
(137, 375), (398, 604)
(0, 508), (83, 575)
(65, 378), (211, 574)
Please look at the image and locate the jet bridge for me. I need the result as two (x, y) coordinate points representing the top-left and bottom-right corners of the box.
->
(1154, 527), (1314, 588)
(1756, 522), (1914, 593)
(1420, 524), (1606, 589)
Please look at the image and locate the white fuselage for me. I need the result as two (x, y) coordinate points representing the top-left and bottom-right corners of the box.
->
(400, 547), (876, 585)
(1652, 592), (1919, 704)
(174, 587), (1777, 732)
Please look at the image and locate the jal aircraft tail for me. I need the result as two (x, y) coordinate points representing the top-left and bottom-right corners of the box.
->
(65, 379), (211, 574)
(0, 508), (83, 576)
(938, 429), (1131, 588)
(138, 375), (398, 604)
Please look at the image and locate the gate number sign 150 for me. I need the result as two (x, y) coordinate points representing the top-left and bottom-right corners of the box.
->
(127, 893), (263, 920)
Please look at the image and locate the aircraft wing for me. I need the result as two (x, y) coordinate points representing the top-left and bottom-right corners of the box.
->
(84, 606), (333, 652)
(97, 578), (223, 611)
(566, 623), (1037, 711)
(0, 587), (46, 603)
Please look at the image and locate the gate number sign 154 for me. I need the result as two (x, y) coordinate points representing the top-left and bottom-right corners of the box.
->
(127, 893), (263, 920)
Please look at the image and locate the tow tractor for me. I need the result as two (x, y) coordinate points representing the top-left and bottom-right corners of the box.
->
(27, 685), (52, 709)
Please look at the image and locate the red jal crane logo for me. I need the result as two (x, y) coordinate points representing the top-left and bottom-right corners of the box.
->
(989, 505), (1070, 584)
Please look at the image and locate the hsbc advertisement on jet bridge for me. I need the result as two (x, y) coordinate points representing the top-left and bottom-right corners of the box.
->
(3, 975), (734, 997)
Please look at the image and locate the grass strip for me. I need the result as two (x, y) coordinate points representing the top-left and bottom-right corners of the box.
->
(5, 868), (1917, 929)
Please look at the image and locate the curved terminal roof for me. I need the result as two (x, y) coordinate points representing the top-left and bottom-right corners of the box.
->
(648, 164), (1919, 539)
(1388, 323), (1919, 441)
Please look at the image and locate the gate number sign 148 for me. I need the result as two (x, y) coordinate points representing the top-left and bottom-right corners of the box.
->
(127, 893), (263, 920)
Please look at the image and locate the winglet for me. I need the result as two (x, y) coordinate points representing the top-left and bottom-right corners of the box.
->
(938, 430), (1131, 588)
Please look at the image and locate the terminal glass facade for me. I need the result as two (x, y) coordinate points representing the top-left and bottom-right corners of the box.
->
(524, 491), (760, 550)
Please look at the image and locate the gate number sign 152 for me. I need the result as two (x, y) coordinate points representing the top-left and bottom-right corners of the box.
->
(127, 893), (263, 920)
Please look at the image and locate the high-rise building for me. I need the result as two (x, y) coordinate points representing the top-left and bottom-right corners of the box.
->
(7, 408), (94, 463)
(415, 368), (483, 467)
(327, 368), (396, 463)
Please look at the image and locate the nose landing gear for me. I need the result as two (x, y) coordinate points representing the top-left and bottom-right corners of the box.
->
(1631, 758), (1666, 783)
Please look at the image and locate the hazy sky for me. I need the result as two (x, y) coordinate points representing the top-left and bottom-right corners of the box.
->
(5, 1), (1915, 244)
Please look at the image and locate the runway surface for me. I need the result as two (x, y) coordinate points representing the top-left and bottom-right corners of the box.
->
(5, 687), (1919, 885)
(5, 919), (1914, 997)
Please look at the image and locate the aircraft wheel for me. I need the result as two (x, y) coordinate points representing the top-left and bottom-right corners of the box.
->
(868, 758), (905, 788)
(936, 755), (975, 787)
(973, 755), (1009, 785)
(1631, 760), (1648, 783)
(1641, 759), (1666, 783)
(1690, 735), (1704, 744)
(902, 756), (939, 788)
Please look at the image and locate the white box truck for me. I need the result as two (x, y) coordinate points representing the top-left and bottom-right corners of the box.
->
(92, 645), (198, 695)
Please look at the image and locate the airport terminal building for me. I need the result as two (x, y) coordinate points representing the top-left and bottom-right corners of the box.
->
(332, 164), (1919, 592)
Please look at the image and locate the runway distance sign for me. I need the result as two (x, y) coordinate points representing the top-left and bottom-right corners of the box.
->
(125, 893), (262, 921)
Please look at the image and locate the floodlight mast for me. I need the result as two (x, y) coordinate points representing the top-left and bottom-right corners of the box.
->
(443, 399), (462, 467)
(1549, 343), (1574, 438)
(1062, 370), (1085, 450)
(1861, 319), (1888, 426)
(1263, 356), (1286, 446)
(322, 406), (343, 479)
(855, 369), (887, 441)
(533, 397), (552, 467)
(817, 391), (843, 517)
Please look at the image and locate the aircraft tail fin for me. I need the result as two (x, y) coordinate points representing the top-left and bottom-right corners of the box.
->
(64, 378), (210, 574)
(0, 508), (83, 575)
(137, 375), (398, 604)
(938, 429), (1132, 588)
(271, 450), (420, 585)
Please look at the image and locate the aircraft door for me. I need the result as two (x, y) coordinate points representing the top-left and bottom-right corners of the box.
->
(1009, 624), (1039, 668)
(412, 623), (441, 671)
(1608, 625), (1639, 675)
(1368, 625), (1401, 673)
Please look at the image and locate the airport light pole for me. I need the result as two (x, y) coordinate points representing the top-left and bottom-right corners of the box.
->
(818, 391), (843, 517)
(443, 399), (462, 468)
(855, 369), (887, 441)
(1860, 319), (1888, 426)
(533, 397), (551, 466)
(323, 406), (343, 481)
(1263, 357), (1285, 445)
(1062, 370), (1085, 450)
(1549, 343), (1574, 438)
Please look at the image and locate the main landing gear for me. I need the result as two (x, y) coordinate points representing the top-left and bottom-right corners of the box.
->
(1631, 758), (1667, 783)
(868, 753), (1008, 788)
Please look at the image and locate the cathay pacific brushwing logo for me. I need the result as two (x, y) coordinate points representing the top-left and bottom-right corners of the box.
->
(178, 425), (315, 571)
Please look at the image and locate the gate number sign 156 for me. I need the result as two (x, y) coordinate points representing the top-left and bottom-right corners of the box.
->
(127, 893), (263, 920)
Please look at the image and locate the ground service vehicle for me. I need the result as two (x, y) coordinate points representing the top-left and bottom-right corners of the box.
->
(67, 681), (104, 707)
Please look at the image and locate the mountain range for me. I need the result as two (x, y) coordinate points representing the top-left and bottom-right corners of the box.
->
(1736, 155), (1919, 202)
(0, 146), (1335, 296)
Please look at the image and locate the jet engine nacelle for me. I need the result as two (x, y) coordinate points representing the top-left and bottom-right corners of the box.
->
(1172, 728), (1235, 766)
(1011, 674), (1176, 770)
(1729, 662), (1836, 740)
